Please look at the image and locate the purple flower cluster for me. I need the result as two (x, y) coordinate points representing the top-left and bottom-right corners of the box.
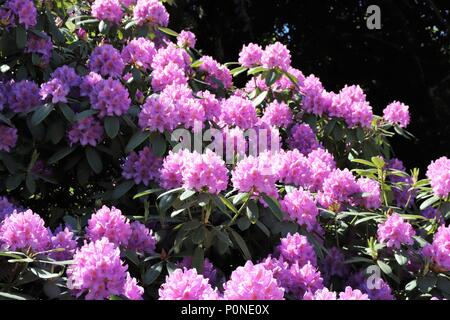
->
(89, 77), (131, 117)
(0, 125), (18, 152)
(0, 196), (17, 221)
(8, 80), (40, 113)
(68, 116), (104, 146)
(128, 221), (157, 254)
(25, 33), (53, 65)
(287, 123), (321, 155)
(89, 44), (125, 78)
(423, 225), (450, 271)
(49, 226), (77, 261)
(6, 0), (37, 29)
(122, 147), (162, 186)
(317, 168), (359, 209)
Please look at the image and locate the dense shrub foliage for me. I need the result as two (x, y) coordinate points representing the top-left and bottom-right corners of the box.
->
(0, 0), (449, 300)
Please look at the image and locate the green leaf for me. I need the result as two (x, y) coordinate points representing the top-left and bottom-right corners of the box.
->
(418, 275), (438, 293)
(192, 246), (204, 274)
(180, 189), (196, 201)
(262, 194), (284, 221)
(419, 195), (440, 210)
(219, 194), (238, 214)
(143, 262), (163, 285)
(371, 156), (385, 169)
(150, 132), (167, 157)
(16, 26), (27, 49)
(237, 217), (251, 231)
(229, 228), (251, 260)
(134, 188), (163, 199)
(6, 174), (25, 191)
(394, 252), (408, 266)
(125, 131), (150, 153)
(255, 221), (270, 237)
(25, 175), (36, 194)
(247, 66), (265, 75)
(191, 60), (203, 68)
(405, 280), (417, 291)
(377, 260), (392, 275)
(158, 27), (178, 37)
(0, 292), (32, 300)
(112, 180), (135, 199)
(265, 69), (280, 87)
(351, 158), (377, 168)
(0, 113), (13, 127)
(104, 117), (120, 139)
(74, 110), (98, 122)
(59, 104), (75, 123)
(230, 66), (247, 77)
(246, 200), (259, 224)
(85, 147), (103, 174)
(252, 91), (268, 107)
(31, 104), (54, 125)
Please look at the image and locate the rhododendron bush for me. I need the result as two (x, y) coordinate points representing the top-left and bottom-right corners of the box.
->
(0, 0), (449, 301)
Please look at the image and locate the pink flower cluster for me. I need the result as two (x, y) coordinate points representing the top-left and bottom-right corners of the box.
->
(67, 238), (129, 300)
(0, 209), (50, 252)
(377, 213), (415, 249)
(383, 101), (410, 128)
(223, 261), (284, 300)
(133, 0), (169, 27)
(199, 56), (232, 89)
(356, 178), (382, 209)
(261, 42), (291, 71)
(128, 221), (157, 254)
(426, 156), (450, 198)
(49, 226), (77, 261)
(177, 257), (217, 283)
(280, 188), (319, 231)
(89, 77), (131, 117)
(177, 30), (196, 48)
(220, 95), (258, 129)
(86, 206), (132, 247)
(91, 0), (124, 24)
(423, 225), (450, 271)
(122, 147), (162, 186)
(260, 100), (293, 128)
(238, 43), (263, 68)
(317, 168), (359, 209)
(159, 268), (219, 300)
(122, 37), (157, 70)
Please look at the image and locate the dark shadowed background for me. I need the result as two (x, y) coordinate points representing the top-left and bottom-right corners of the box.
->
(167, 0), (450, 172)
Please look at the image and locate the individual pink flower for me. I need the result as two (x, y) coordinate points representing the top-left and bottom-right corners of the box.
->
(377, 213), (415, 249)
(159, 149), (193, 189)
(122, 38), (157, 70)
(86, 206), (132, 247)
(0, 125), (18, 152)
(159, 268), (219, 300)
(8, 80), (40, 113)
(90, 78), (131, 117)
(91, 0), (123, 24)
(260, 101), (292, 128)
(423, 225), (450, 271)
(177, 30), (196, 48)
(231, 152), (279, 198)
(317, 168), (359, 209)
(356, 178), (382, 209)
(0, 209), (50, 252)
(67, 116), (104, 146)
(199, 56), (232, 89)
(383, 101), (410, 128)
(261, 42), (291, 71)
(287, 124), (321, 155)
(306, 148), (336, 191)
(220, 95), (258, 129)
(89, 44), (125, 78)
(426, 156), (450, 198)
(49, 226), (78, 261)
(277, 149), (312, 188)
(276, 233), (317, 266)
(133, 0), (169, 27)
(182, 150), (229, 194)
(238, 43), (263, 68)
(223, 261), (284, 300)
(67, 238), (128, 300)
(127, 221), (157, 254)
(123, 273), (144, 300)
(303, 288), (337, 300)
(338, 286), (370, 300)
(281, 188), (318, 231)
(122, 147), (162, 186)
